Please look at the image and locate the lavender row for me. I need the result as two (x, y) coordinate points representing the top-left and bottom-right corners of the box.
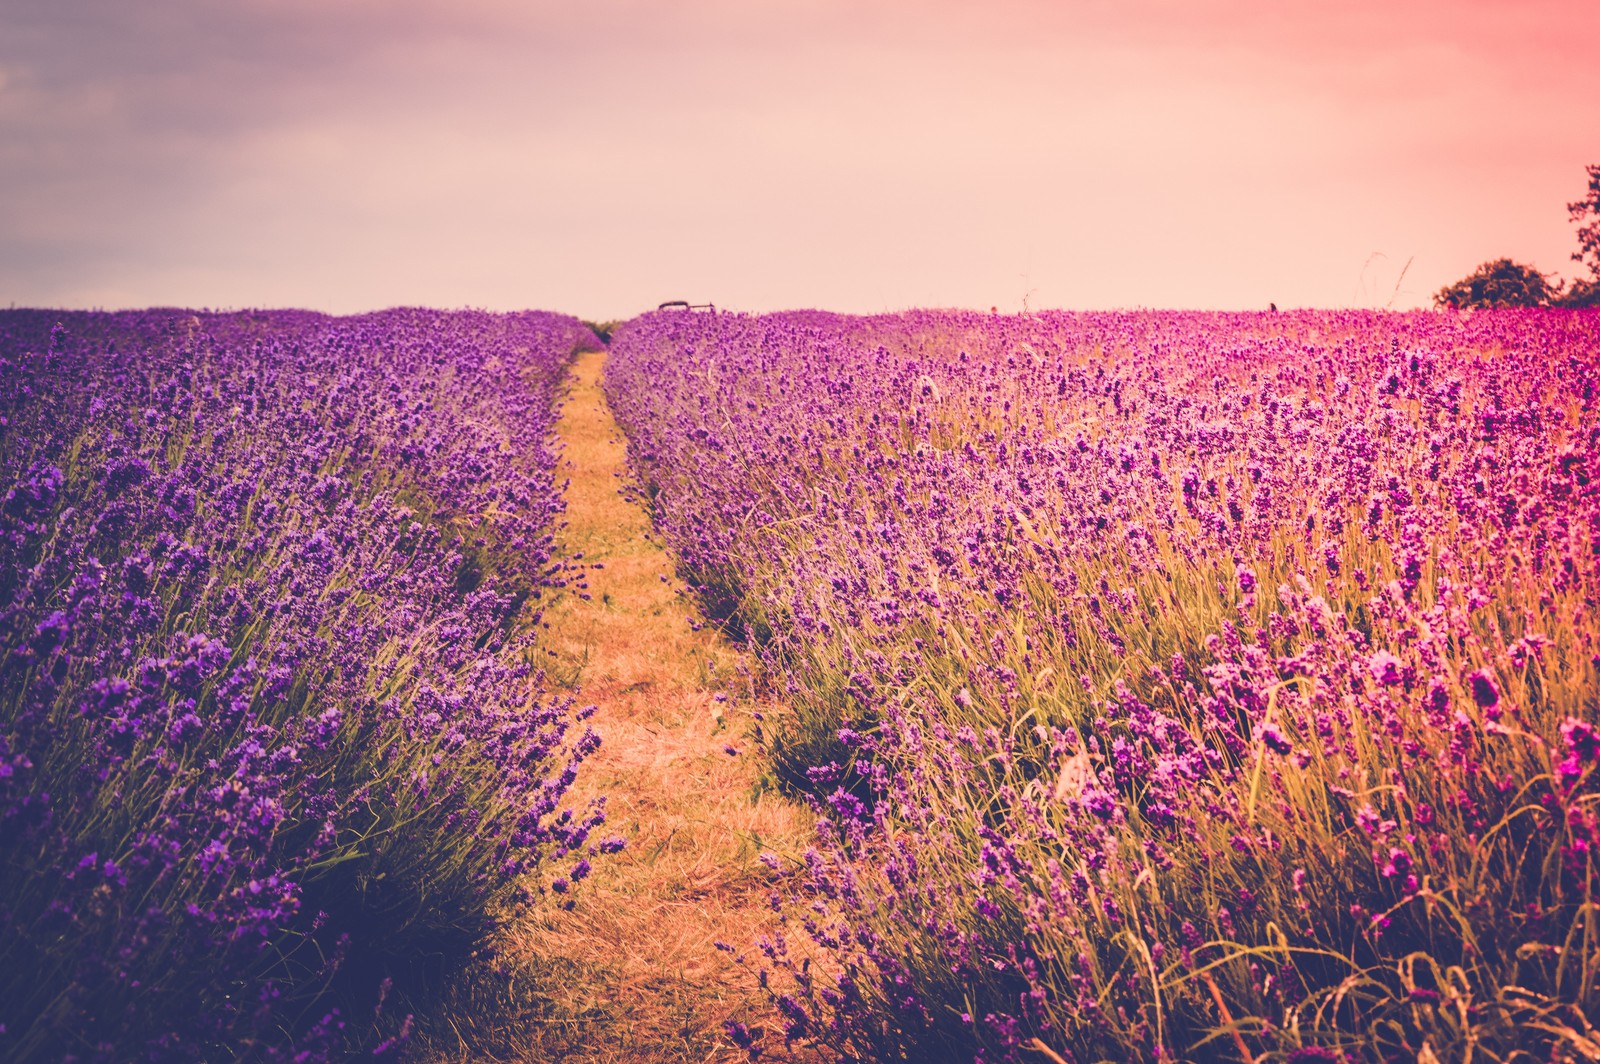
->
(0, 308), (608, 1059)
(606, 308), (1600, 1062)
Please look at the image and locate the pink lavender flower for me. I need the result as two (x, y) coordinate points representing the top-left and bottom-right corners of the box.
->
(1559, 718), (1599, 783)
(1256, 723), (1293, 755)
(1369, 651), (1403, 686)
(1380, 847), (1412, 877)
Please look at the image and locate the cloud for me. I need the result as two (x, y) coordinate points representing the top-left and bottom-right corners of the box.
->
(2, 0), (1597, 315)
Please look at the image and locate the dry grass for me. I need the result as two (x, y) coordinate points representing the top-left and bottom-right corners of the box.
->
(421, 351), (817, 1062)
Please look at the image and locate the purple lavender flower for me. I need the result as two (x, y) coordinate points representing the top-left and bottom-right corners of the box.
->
(1466, 668), (1499, 709)
(1369, 651), (1403, 687)
(1559, 718), (1599, 783)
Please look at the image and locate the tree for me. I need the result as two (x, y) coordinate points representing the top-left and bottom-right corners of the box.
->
(1433, 165), (1600, 310)
(1433, 258), (1560, 309)
(1567, 163), (1600, 280)
(1560, 276), (1600, 308)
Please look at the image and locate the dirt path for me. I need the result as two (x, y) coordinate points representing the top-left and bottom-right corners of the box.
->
(499, 349), (814, 1061)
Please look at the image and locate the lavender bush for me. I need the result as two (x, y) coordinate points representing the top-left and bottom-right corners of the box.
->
(607, 308), (1600, 1062)
(0, 308), (609, 1059)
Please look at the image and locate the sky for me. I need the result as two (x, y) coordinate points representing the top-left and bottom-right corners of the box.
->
(2, 0), (1598, 320)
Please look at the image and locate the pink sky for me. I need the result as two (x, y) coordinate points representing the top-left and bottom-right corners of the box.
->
(2, 0), (1597, 319)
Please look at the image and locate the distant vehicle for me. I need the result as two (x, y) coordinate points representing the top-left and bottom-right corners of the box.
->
(657, 300), (717, 312)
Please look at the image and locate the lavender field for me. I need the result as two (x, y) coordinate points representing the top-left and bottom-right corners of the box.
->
(7, 2), (1599, 1060)
(607, 308), (1600, 1062)
(0, 309), (610, 1057)
(2, 304), (1598, 1063)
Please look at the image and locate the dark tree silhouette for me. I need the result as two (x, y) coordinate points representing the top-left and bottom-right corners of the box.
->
(1433, 258), (1560, 309)
(1568, 163), (1600, 278)
(1433, 165), (1600, 309)
(1562, 276), (1600, 307)
(1562, 164), (1600, 306)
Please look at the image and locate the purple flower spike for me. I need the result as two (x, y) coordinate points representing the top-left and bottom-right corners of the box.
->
(1369, 651), (1403, 687)
(1466, 668), (1499, 709)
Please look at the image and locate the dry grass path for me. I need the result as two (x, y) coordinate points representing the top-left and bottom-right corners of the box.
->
(494, 350), (814, 1061)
